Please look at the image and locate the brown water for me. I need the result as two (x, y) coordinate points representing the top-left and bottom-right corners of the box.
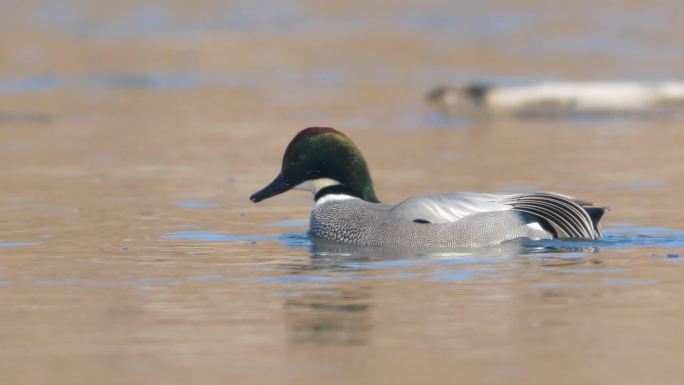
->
(1, 1), (684, 384)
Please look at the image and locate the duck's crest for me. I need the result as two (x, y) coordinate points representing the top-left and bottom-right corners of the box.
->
(284, 127), (347, 159)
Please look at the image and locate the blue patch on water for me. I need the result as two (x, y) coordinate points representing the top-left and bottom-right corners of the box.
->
(185, 274), (226, 282)
(0, 70), (355, 95)
(0, 75), (67, 94)
(160, 230), (311, 248)
(556, 268), (627, 274)
(401, 11), (534, 36)
(265, 219), (308, 228)
(436, 256), (505, 265)
(0, 270), (423, 289)
(173, 200), (217, 208)
(533, 278), (658, 289)
(0, 242), (36, 247)
(530, 35), (648, 58)
(161, 231), (274, 242)
(0, 275), (239, 288)
(33, 278), (84, 286)
(607, 227), (684, 237)
(344, 259), (425, 270)
(311, 70), (351, 86)
(523, 226), (684, 251)
(280, 233), (312, 248)
(258, 275), (344, 283)
(429, 269), (477, 282)
(602, 278), (659, 286)
(31, 3), (81, 33)
(0, 73), (225, 95)
(95, 73), (199, 89)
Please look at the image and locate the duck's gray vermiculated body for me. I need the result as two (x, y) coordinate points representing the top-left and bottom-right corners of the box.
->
(311, 195), (555, 247)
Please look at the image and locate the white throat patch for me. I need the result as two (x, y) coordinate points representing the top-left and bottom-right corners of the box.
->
(294, 178), (342, 194)
(315, 194), (357, 206)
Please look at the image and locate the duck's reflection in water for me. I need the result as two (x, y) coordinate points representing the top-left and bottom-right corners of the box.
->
(277, 240), (380, 346)
(283, 286), (372, 346)
(278, 238), (598, 346)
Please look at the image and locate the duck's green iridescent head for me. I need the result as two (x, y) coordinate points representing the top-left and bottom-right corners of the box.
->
(250, 127), (379, 203)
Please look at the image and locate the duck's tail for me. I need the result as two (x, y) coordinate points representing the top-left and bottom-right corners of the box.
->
(503, 192), (607, 240)
(584, 205), (607, 237)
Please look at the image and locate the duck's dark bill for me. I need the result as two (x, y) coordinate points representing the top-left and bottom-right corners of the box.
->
(250, 174), (292, 203)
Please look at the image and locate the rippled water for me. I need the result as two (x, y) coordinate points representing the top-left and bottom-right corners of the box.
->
(4, 226), (680, 287)
(1, 1), (684, 384)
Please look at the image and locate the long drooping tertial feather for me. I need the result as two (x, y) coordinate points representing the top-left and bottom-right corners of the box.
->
(502, 192), (603, 239)
(390, 191), (604, 240)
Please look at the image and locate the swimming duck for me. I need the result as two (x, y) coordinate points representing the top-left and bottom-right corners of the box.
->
(429, 81), (684, 115)
(250, 127), (606, 248)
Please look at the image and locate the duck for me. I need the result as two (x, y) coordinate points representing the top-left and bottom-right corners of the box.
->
(250, 127), (606, 248)
(429, 81), (684, 114)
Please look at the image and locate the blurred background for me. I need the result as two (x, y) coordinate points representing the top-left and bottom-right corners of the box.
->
(3, 0), (684, 129)
(1, 1), (683, 385)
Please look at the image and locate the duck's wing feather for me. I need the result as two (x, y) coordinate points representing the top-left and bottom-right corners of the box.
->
(391, 193), (515, 223)
(391, 192), (603, 239)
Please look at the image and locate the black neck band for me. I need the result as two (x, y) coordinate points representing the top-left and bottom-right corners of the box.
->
(314, 185), (361, 201)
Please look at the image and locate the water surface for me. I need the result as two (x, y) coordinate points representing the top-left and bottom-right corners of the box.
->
(1, 1), (683, 385)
